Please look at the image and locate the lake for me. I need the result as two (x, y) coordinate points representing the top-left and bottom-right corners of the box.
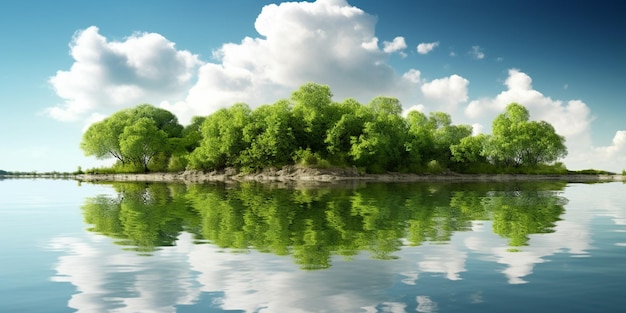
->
(0, 178), (625, 313)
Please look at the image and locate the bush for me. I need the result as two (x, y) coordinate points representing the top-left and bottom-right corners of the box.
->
(425, 160), (445, 174)
(167, 155), (188, 172)
(569, 169), (615, 175)
(293, 148), (331, 168)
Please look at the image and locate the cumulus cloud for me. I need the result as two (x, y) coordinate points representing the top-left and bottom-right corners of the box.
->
(469, 45), (485, 59)
(471, 123), (484, 136)
(417, 41), (439, 54)
(383, 36), (407, 55)
(465, 69), (594, 139)
(589, 131), (626, 171)
(402, 104), (426, 117)
(597, 131), (626, 157)
(463, 68), (626, 172)
(49, 0), (475, 126)
(420, 74), (469, 112)
(161, 0), (411, 123)
(47, 26), (202, 122)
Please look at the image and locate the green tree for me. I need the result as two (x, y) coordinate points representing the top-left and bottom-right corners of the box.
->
(81, 104), (183, 171)
(325, 99), (368, 165)
(81, 114), (129, 164)
(181, 116), (206, 152)
(131, 104), (183, 138)
(291, 82), (335, 155)
(487, 103), (567, 168)
(119, 118), (168, 172)
(405, 110), (434, 170)
(427, 112), (473, 168)
(189, 103), (251, 170)
(239, 100), (297, 170)
(515, 121), (567, 166)
(349, 97), (410, 173)
(450, 134), (491, 172)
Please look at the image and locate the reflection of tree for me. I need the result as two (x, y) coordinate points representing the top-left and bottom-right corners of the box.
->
(484, 185), (568, 247)
(82, 181), (568, 267)
(82, 183), (195, 254)
(405, 184), (490, 246)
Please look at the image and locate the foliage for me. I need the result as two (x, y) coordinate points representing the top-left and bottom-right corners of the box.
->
(81, 104), (184, 172)
(188, 103), (251, 170)
(569, 169), (616, 175)
(119, 118), (168, 171)
(487, 103), (567, 168)
(239, 100), (297, 170)
(82, 181), (568, 266)
(81, 85), (570, 174)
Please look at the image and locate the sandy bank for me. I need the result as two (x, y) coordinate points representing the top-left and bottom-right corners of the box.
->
(74, 166), (624, 184)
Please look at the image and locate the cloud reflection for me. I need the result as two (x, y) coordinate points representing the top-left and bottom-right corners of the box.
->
(47, 183), (626, 312)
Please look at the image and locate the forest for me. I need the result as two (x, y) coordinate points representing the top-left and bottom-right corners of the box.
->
(80, 82), (568, 174)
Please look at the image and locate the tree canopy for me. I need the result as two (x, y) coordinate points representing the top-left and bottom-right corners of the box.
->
(81, 104), (184, 172)
(486, 103), (567, 168)
(81, 84), (568, 174)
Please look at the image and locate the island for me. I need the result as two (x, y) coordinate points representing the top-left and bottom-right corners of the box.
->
(2, 83), (623, 183)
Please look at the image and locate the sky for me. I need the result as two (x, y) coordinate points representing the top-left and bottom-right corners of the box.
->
(1, 0), (624, 173)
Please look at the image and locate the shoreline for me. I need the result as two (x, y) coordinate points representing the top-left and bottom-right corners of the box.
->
(70, 167), (624, 184)
(3, 167), (623, 184)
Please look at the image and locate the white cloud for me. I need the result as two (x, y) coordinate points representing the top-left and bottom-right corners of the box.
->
(420, 74), (469, 112)
(401, 69), (421, 84)
(463, 68), (626, 172)
(471, 123), (484, 136)
(402, 104), (425, 117)
(49, 0), (475, 126)
(465, 69), (593, 140)
(162, 0), (404, 123)
(47, 26), (202, 122)
(584, 131), (626, 172)
(597, 131), (626, 157)
(383, 36), (407, 55)
(417, 41), (439, 55)
(469, 45), (485, 59)
(361, 37), (379, 51)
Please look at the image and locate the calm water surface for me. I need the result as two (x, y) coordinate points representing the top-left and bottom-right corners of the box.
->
(0, 178), (625, 313)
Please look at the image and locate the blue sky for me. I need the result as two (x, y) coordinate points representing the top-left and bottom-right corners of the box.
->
(1, 0), (624, 172)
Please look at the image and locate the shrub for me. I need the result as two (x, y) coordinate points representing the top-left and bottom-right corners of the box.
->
(167, 155), (188, 172)
(293, 148), (330, 168)
(426, 160), (445, 174)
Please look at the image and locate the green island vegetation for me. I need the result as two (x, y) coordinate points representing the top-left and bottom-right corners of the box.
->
(0, 170), (77, 178)
(82, 181), (568, 267)
(78, 82), (580, 176)
(0, 83), (620, 177)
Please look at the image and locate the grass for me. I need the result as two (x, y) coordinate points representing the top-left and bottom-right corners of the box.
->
(567, 169), (616, 175)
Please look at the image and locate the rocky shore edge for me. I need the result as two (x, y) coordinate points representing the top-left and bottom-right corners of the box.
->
(73, 166), (624, 184)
